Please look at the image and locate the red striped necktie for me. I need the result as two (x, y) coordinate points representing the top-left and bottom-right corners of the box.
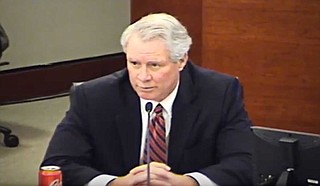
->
(143, 104), (167, 164)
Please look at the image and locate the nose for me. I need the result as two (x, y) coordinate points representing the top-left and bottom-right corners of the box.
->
(137, 66), (151, 81)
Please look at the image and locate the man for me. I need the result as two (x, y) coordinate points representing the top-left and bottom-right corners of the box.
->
(41, 13), (253, 185)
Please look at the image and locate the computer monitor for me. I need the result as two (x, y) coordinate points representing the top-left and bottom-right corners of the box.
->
(252, 126), (320, 186)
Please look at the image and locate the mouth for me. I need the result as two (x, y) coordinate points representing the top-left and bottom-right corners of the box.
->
(138, 85), (154, 92)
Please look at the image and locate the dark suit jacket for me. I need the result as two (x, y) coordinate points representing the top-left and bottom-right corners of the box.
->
(42, 61), (253, 185)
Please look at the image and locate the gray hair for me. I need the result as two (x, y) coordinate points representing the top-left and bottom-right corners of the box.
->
(120, 13), (192, 62)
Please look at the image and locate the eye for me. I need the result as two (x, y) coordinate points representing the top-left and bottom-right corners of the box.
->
(130, 61), (138, 65)
(128, 60), (141, 68)
(147, 61), (162, 70)
(151, 63), (160, 68)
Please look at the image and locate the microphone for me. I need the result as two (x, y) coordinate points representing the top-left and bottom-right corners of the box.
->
(145, 102), (153, 186)
(145, 102), (153, 113)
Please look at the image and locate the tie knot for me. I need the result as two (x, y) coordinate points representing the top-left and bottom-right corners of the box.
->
(154, 104), (163, 114)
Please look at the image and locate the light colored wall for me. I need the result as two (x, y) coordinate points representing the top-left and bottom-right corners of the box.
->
(0, 0), (130, 70)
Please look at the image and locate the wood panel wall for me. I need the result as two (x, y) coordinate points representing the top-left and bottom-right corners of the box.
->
(131, 0), (320, 134)
(0, 53), (126, 105)
(202, 1), (320, 133)
(131, 0), (203, 65)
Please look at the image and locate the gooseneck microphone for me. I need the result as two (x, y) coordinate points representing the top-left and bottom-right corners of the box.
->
(145, 102), (153, 186)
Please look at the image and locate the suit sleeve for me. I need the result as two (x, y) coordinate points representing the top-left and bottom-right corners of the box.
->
(199, 78), (254, 185)
(40, 84), (103, 185)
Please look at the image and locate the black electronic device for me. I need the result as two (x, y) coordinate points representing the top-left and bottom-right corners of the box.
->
(145, 102), (153, 186)
(252, 126), (320, 186)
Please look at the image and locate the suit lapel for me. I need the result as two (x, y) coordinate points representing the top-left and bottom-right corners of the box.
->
(115, 80), (142, 171)
(168, 64), (200, 171)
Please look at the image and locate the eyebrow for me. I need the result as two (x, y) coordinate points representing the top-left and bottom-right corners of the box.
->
(147, 60), (162, 63)
(127, 58), (164, 63)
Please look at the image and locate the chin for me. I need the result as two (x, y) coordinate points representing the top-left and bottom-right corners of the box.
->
(138, 93), (154, 100)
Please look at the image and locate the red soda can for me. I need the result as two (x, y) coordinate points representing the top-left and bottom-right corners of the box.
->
(38, 165), (62, 186)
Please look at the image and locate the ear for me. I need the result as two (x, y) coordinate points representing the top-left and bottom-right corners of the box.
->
(178, 54), (188, 71)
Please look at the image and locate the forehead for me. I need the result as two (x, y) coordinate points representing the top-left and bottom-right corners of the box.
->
(126, 34), (169, 59)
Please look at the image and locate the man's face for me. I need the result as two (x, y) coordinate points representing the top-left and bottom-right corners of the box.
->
(126, 34), (187, 102)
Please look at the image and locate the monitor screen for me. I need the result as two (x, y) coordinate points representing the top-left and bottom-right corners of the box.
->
(252, 126), (320, 186)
